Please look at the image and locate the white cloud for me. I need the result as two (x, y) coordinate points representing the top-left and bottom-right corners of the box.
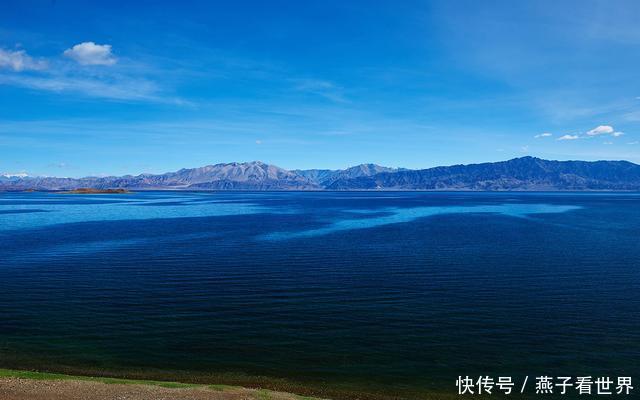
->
(603, 141), (613, 145)
(581, 125), (625, 139)
(0, 48), (47, 71)
(558, 134), (579, 141)
(586, 125), (614, 136)
(520, 145), (529, 152)
(63, 42), (116, 66)
(628, 141), (639, 145)
(534, 132), (552, 138)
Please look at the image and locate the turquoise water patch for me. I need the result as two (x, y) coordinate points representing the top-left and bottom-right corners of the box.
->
(263, 203), (582, 240)
(0, 194), (272, 232)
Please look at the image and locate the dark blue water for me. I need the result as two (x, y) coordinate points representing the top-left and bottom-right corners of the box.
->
(0, 192), (638, 398)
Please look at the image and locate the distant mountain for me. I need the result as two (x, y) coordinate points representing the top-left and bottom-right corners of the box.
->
(179, 162), (317, 190)
(292, 169), (337, 186)
(295, 163), (400, 186)
(1, 162), (318, 191)
(327, 157), (640, 190)
(2, 157), (640, 191)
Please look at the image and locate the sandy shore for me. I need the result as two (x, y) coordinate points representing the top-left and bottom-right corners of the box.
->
(0, 376), (316, 400)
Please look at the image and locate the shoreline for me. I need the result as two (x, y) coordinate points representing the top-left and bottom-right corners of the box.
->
(0, 367), (457, 400)
(0, 368), (320, 400)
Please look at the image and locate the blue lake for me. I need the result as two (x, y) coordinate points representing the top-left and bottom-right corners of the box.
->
(0, 191), (638, 398)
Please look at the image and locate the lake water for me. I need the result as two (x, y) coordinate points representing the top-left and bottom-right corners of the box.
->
(0, 191), (638, 398)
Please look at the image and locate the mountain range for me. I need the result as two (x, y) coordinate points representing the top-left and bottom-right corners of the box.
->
(2, 157), (640, 191)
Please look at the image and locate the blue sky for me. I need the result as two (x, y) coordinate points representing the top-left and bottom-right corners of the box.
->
(1, 0), (639, 177)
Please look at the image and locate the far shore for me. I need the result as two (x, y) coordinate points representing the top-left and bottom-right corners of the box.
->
(58, 188), (131, 194)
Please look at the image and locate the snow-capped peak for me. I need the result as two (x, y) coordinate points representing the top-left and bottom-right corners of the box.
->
(1, 172), (29, 178)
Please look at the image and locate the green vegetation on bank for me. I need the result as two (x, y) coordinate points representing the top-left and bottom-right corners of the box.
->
(0, 368), (323, 400)
(0, 368), (200, 388)
(0, 367), (468, 400)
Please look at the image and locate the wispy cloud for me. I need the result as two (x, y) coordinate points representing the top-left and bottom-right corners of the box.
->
(292, 79), (349, 103)
(623, 110), (640, 121)
(0, 71), (179, 103)
(0, 48), (47, 71)
(0, 42), (187, 103)
(48, 162), (69, 168)
(63, 42), (117, 66)
(534, 132), (552, 138)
